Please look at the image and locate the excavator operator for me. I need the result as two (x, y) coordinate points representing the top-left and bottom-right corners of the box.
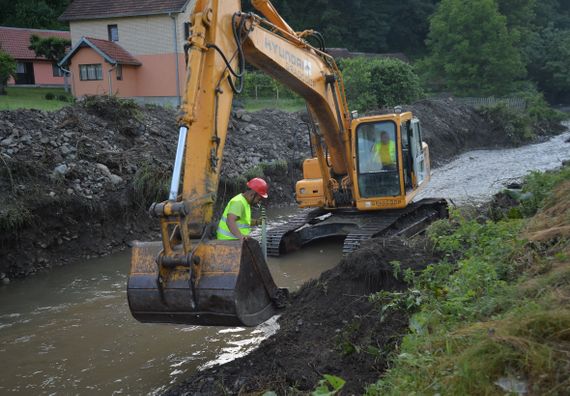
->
(373, 131), (397, 169)
(216, 178), (269, 242)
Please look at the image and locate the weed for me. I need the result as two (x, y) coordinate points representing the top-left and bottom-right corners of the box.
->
(365, 166), (570, 395)
(130, 162), (170, 210)
(0, 201), (32, 232)
(311, 374), (345, 396)
(44, 92), (55, 100)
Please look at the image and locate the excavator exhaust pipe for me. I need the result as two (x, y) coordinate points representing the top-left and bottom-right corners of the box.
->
(127, 238), (288, 327)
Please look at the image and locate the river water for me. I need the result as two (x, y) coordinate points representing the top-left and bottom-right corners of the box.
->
(1, 128), (569, 394)
(0, 208), (342, 395)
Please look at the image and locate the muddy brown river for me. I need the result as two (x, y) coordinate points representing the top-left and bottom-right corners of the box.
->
(1, 128), (569, 394)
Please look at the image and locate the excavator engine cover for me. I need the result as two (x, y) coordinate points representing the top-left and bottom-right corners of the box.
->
(127, 238), (286, 327)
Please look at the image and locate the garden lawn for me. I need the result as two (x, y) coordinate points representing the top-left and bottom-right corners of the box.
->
(0, 87), (72, 111)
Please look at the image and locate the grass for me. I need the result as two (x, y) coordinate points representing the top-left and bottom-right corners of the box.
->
(0, 87), (73, 111)
(366, 165), (570, 395)
(241, 97), (305, 112)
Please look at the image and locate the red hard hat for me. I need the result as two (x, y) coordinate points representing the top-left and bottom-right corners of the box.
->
(247, 177), (269, 198)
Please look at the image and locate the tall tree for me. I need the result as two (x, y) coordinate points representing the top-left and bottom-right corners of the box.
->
(0, 0), (69, 30)
(424, 0), (526, 95)
(524, 26), (570, 102)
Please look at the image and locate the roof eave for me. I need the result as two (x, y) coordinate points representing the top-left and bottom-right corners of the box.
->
(58, 0), (191, 22)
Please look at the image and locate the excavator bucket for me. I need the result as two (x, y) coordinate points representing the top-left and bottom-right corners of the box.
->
(127, 238), (288, 327)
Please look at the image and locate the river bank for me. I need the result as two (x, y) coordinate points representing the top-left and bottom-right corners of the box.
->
(0, 96), (565, 280)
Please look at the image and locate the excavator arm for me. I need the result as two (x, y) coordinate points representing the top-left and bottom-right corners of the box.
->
(127, 0), (353, 327)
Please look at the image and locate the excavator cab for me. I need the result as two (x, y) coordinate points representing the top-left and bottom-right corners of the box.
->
(351, 112), (430, 209)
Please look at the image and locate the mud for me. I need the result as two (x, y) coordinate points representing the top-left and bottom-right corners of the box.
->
(167, 238), (441, 395)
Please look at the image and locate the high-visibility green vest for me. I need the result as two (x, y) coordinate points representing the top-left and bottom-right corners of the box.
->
(373, 140), (396, 165)
(216, 193), (252, 240)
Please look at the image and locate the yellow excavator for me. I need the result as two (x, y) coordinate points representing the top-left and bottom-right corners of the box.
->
(127, 0), (448, 327)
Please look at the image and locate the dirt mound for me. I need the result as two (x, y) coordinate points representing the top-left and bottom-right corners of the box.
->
(0, 98), (304, 279)
(167, 238), (441, 395)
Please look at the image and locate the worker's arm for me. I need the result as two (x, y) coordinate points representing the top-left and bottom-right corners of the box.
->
(226, 213), (245, 241)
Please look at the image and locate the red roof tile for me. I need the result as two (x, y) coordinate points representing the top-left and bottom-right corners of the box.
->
(0, 26), (70, 60)
(59, 37), (141, 66)
(85, 37), (141, 65)
(59, 0), (191, 21)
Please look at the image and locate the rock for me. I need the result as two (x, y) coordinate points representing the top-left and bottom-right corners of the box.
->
(67, 188), (74, 194)
(49, 191), (56, 197)
(0, 136), (14, 146)
(1, 278), (9, 285)
(53, 164), (68, 176)
(241, 114), (253, 122)
(96, 163), (112, 178)
(109, 174), (123, 185)
(0, 273), (5, 280)
(235, 109), (246, 119)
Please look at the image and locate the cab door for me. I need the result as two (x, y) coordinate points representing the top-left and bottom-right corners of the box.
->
(410, 118), (426, 186)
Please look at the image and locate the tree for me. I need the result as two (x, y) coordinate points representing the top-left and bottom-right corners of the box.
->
(339, 57), (423, 111)
(28, 34), (70, 64)
(424, 0), (526, 96)
(370, 58), (424, 107)
(0, 49), (16, 95)
(0, 0), (69, 30)
(338, 57), (379, 112)
(524, 26), (570, 102)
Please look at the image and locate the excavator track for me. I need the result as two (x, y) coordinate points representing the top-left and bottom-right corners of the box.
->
(266, 198), (448, 256)
(266, 208), (324, 256)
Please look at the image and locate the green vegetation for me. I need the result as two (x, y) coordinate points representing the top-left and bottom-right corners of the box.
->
(28, 35), (71, 65)
(0, 200), (32, 232)
(0, 0), (70, 30)
(424, 0), (526, 96)
(339, 57), (423, 111)
(129, 161), (170, 210)
(366, 165), (570, 395)
(477, 90), (568, 145)
(0, 50), (16, 96)
(239, 72), (304, 112)
(0, 87), (72, 110)
(242, 98), (305, 112)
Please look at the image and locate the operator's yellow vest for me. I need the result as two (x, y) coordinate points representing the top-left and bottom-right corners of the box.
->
(373, 140), (396, 165)
(216, 193), (252, 240)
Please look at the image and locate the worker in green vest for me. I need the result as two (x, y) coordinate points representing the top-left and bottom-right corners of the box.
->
(373, 130), (396, 169)
(216, 177), (269, 241)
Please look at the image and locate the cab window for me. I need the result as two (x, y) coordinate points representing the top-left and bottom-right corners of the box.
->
(356, 121), (401, 198)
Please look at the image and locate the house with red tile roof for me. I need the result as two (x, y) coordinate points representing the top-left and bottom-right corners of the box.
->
(0, 26), (70, 87)
(58, 0), (195, 105)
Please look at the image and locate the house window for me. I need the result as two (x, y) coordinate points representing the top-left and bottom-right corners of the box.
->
(116, 64), (123, 80)
(16, 63), (26, 73)
(108, 24), (119, 41)
(79, 64), (103, 81)
(52, 63), (64, 77)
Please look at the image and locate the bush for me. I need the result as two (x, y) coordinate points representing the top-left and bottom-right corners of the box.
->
(57, 94), (68, 102)
(45, 92), (55, 100)
(370, 59), (424, 108)
(478, 102), (535, 144)
(339, 57), (424, 111)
